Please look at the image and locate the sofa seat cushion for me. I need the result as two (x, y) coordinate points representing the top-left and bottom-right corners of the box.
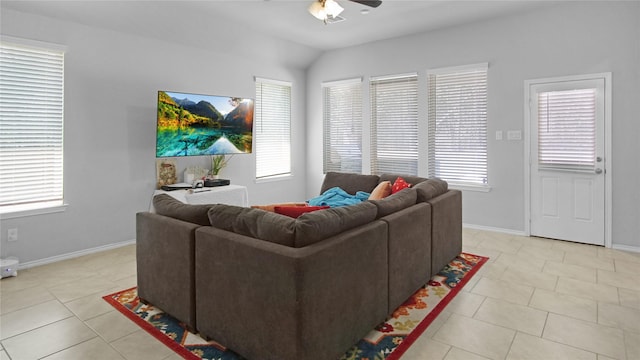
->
(295, 201), (378, 248)
(413, 179), (448, 202)
(208, 205), (296, 247)
(369, 188), (418, 218)
(153, 194), (213, 226)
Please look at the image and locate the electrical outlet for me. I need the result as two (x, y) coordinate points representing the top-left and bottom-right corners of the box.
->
(8, 228), (18, 242)
(495, 130), (503, 140)
(507, 130), (522, 141)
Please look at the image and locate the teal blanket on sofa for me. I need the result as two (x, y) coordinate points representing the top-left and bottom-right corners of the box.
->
(307, 187), (370, 207)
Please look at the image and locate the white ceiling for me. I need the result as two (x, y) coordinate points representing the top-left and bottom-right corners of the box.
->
(1, 0), (555, 52)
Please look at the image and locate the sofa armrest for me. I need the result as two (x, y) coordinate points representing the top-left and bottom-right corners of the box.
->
(195, 221), (389, 360)
(136, 212), (199, 331)
(427, 190), (462, 275)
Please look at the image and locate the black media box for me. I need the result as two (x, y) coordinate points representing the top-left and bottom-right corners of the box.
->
(204, 178), (230, 187)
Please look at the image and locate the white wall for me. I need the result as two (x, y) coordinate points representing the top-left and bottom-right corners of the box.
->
(306, 1), (640, 249)
(0, 9), (314, 263)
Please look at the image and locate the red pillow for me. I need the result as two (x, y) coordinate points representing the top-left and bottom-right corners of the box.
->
(274, 205), (330, 218)
(391, 177), (411, 194)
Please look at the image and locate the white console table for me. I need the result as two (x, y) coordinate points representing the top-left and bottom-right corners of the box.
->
(150, 184), (249, 212)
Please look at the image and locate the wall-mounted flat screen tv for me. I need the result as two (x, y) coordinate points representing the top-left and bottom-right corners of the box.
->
(156, 91), (254, 157)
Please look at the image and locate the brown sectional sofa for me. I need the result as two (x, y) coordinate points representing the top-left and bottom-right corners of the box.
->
(136, 172), (462, 360)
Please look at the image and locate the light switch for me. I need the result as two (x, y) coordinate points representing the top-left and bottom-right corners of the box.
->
(507, 130), (522, 141)
(495, 131), (503, 140)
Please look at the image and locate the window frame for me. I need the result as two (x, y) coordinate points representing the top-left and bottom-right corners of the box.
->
(0, 36), (67, 218)
(427, 63), (489, 190)
(322, 77), (363, 174)
(254, 77), (292, 181)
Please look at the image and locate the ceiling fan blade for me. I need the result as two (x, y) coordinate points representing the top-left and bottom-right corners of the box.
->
(348, 0), (382, 8)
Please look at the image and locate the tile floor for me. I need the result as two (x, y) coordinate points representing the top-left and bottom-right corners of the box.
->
(1, 229), (639, 359)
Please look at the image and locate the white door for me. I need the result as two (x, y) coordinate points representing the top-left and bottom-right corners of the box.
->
(528, 77), (607, 246)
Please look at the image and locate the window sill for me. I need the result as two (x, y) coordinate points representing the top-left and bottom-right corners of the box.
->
(0, 202), (68, 220)
(448, 183), (492, 193)
(255, 174), (293, 184)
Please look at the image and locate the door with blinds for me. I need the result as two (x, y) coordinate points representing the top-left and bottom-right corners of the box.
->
(528, 76), (607, 246)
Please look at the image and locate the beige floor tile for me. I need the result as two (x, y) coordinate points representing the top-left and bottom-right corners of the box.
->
(529, 288), (597, 323)
(625, 330), (640, 360)
(0, 299), (73, 340)
(598, 247), (640, 264)
(478, 236), (522, 255)
(399, 337), (451, 360)
(597, 269), (640, 291)
(0, 271), (43, 293)
(0, 285), (54, 315)
(543, 313), (625, 359)
(598, 302), (640, 333)
(161, 353), (186, 360)
(500, 267), (558, 291)
(26, 261), (98, 289)
(507, 332), (597, 360)
(510, 236), (556, 250)
(614, 258), (640, 275)
(63, 292), (114, 321)
(445, 291), (486, 317)
(0, 349), (8, 360)
(114, 275), (138, 290)
(556, 277), (619, 304)
(543, 260), (597, 283)
(551, 241), (599, 257)
(494, 253), (546, 273)
(48, 276), (119, 303)
(94, 261), (137, 281)
(596, 355), (617, 360)
(474, 297), (547, 336)
(619, 288), (640, 310)
(444, 347), (491, 360)
(517, 245), (565, 262)
(564, 253), (615, 272)
(41, 337), (126, 360)
(1, 317), (96, 359)
(110, 329), (174, 360)
(85, 310), (141, 343)
(474, 261), (507, 280)
(472, 277), (534, 306)
(423, 310), (452, 338)
(433, 314), (515, 360)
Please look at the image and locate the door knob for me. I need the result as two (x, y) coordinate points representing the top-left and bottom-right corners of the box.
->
(595, 168), (603, 174)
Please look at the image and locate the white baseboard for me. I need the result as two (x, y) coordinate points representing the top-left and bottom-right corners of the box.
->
(463, 223), (526, 236)
(18, 239), (136, 270)
(611, 244), (640, 254)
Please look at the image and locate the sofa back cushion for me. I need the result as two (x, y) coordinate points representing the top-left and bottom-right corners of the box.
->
(153, 194), (212, 226)
(208, 205), (296, 247)
(379, 173), (428, 187)
(369, 188), (418, 218)
(295, 201), (378, 248)
(413, 179), (448, 202)
(320, 172), (380, 195)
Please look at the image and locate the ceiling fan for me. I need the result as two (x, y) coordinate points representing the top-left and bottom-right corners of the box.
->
(308, 0), (382, 24)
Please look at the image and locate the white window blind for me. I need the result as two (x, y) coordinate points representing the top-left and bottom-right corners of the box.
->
(537, 88), (596, 169)
(0, 39), (65, 211)
(428, 64), (488, 185)
(370, 73), (418, 175)
(254, 78), (291, 179)
(322, 78), (362, 174)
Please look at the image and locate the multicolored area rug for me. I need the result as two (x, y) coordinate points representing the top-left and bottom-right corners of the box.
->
(103, 253), (487, 360)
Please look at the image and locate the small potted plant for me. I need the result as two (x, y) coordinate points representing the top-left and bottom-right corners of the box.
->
(209, 154), (230, 179)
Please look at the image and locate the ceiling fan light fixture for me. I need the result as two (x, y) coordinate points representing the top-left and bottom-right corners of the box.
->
(308, 0), (344, 22)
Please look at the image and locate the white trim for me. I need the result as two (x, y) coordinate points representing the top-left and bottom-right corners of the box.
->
(17, 239), (136, 270)
(0, 35), (67, 52)
(524, 72), (612, 248)
(611, 244), (640, 254)
(0, 203), (68, 220)
(254, 173), (294, 184)
(321, 77), (362, 87)
(463, 223), (526, 236)
(449, 183), (491, 193)
(253, 76), (292, 87)
(427, 62), (488, 75)
(370, 72), (417, 82)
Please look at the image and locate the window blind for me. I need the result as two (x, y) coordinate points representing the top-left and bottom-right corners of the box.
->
(322, 78), (362, 174)
(254, 78), (291, 179)
(428, 64), (487, 185)
(0, 40), (65, 210)
(537, 88), (596, 169)
(370, 73), (418, 175)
